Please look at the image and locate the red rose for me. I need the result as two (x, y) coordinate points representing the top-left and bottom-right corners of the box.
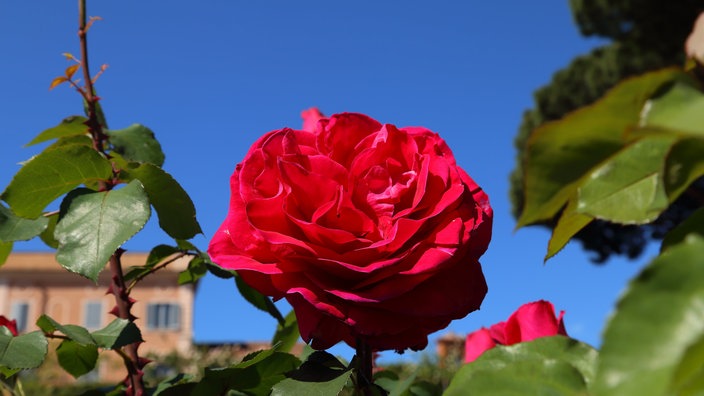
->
(464, 300), (567, 362)
(209, 110), (492, 352)
(0, 315), (18, 336)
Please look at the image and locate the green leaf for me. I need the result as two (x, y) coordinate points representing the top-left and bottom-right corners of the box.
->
(546, 196), (593, 261)
(46, 135), (94, 151)
(35, 315), (96, 346)
(178, 256), (207, 285)
(122, 163), (201, 240)
(0, 241), (11, 267)
(668, 333), (704, 395)
(518, 68), (686, 227)
(193, 350), (300, 396)
(123, 244), (182, 282)
(152, 373), (197, 395)
(0, 365), (21, 378)
(272, 310), (300, 354)
(661, 206), (704, 252)
(91, 318), (143, 349)
(448, 359), (586, 396)
(25, 116), (89, 146)
(205, 257), (236, 279)
(641, 79), (704, 137)
(0, 204), (48, 242)
(384, 372), (418, 396)
(107, 124), (165, 166)
(664, 137), (704, 200)
(55, 181), (151, 282)
(271, 351), (352, 396)
(39, 213), (59, 248)
(235, 275), (285, 325)
(576, 135), (676, 224)
(1, 144), (113, 218)
(56, 339), (98, 378)
(0, 331), (48, 369)
(445, 336), (597, 396)
(592, 236), (704, 396)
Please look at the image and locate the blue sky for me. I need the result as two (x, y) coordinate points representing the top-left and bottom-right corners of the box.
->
(1, 2), (651, 361)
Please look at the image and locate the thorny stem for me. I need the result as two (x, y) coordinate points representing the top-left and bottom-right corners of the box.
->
(78, 0), (107, 155)
(77, 1), (145, 394)
(109, 250), (146, 396)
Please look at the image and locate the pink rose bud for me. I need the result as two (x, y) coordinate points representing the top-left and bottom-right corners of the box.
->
(464, 300), (567, 363)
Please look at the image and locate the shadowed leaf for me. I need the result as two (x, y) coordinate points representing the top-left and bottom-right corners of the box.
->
(107, 124), (165, 166)
(56, 339), (98, 378)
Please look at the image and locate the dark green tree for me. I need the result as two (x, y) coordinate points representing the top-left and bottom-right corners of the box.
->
(511, 0), (704, 262)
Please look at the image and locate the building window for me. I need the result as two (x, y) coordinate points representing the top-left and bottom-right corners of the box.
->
(146, 303), (181, 330)
(10, 302), (29, 333)
(84, 301), (103, 330)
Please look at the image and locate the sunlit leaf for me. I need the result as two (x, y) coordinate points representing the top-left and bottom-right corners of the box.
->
(49, 76), (69, 90)
(55, 181), (151, 282)
(518, 68), (686, 227)
(178, 256), (207, 285)
(668, 333), (704, 395)
(65, 64), (80, 79)
(546, 196), (593, 261)
(122, 163), (201, 240)
(592, 236), (704, 396)
(0, 331), (48, 369)
(107, 124), (165, 166)
(445, 337), (597, 396)
(576, 135), (676, 224)
(1, 144), (113, 218)
(0, 242), (11, 267)
(0, 204), (48, 242)
(641, 79), (704, 137)
(25, 116), (88, 146)
(39, 213), (59, 249)
(56, 339), (98, 378)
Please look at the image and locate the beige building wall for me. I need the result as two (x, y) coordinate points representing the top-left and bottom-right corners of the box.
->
(0, 252), (195, 383)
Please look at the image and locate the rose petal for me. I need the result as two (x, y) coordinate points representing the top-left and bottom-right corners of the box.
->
(464, 328), (497, 363)
(503, 300), (565, 344)
(301, 107), (325, 132)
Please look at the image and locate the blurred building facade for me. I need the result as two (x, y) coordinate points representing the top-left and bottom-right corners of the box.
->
(0, 252), (195, 383)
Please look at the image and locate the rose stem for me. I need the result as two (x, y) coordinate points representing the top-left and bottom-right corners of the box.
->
(78, 0), (146, 394)
(355, 337), (374, 396)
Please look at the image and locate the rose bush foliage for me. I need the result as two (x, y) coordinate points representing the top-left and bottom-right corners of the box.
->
(209, 109), (492, 351)
(464, 300), (567, 362)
